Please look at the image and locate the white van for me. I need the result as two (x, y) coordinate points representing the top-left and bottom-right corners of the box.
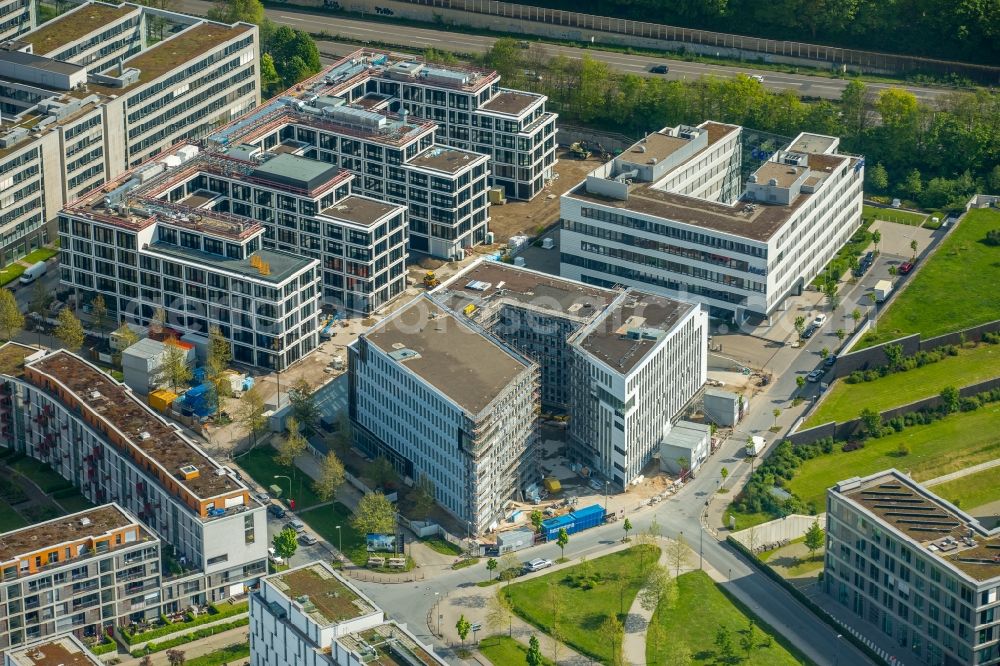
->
(19, 261), (46, 285)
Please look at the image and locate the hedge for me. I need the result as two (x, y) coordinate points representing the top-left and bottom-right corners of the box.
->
(89, 638), (118, 655)
(727, 536), (889, 665)
(124, 601), (248, 644)
(130, 618), (250, 656)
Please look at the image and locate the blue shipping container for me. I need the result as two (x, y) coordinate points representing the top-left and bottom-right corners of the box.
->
(541, 504), (606, 541)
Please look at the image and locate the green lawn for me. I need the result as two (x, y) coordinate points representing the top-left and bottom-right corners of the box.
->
(185, 643), (250, 666)
(421, 536), (464, 556)
(857, 208), (1000, 347)
(647, 571), (809, 666)
(0, 500), (26, 532)
(234, 446), (323, 510)
(722, 509), (774, 532)
(9, 458), (72, 493)
(21, 247), (59, 264)
(862, 204), (927, 227)
(505, 545), (659, 664)
(930, 467), (1000, 512)
(479, 635), (556, 666)
(804, 344), (1000, 426)
(790, 406), (1000, 510)
(0, 263), (25, 287)
(55, 492), (95, 515)
(296, 502), (367, 565)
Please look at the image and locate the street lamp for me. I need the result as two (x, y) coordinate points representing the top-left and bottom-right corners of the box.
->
(604, 480), (610, 513)
(335, 525), (342, 554)
(274, 475), (291, 503)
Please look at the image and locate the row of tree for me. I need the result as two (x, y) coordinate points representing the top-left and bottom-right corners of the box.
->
(481, 40), (1000, 211)
(512, 0), (1000, 65)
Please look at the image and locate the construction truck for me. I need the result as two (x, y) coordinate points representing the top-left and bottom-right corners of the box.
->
(568, 142), (591, 159)
(423, 271), (440, 289)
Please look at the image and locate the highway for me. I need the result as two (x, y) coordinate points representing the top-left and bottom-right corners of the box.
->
(176, 0), (952, 103)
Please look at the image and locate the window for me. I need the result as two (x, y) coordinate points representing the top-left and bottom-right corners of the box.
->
(206, 554), (228, 566)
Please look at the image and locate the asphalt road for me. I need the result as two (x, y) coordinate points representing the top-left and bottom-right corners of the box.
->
(176, 0), (952, 103)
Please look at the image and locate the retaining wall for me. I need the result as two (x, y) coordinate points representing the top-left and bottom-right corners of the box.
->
(729, 513), (823, 549)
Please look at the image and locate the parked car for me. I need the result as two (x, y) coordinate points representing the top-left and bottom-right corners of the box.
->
(824, 355), (837, 367)
(285, 519), (305, 532)
(267, 547), (284, 564)
(254, 492), (270, 504)
(749, 74), (765, 83)
(801, 325), (817, 339)
(298, 534), (318, 546)
(523, 558), (553, 572)
(898, 262), (914, 275)
(862, 251), (875, 266)
(807, 369), (824, 383)
(267, 504), (286, 519)
(812, 314), (827, 327)
(650, 64), (669, 74)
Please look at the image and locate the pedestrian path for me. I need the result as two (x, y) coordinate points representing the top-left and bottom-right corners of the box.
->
(621, 542), (671, 665)
(112, 625), (249, 665)
(923, 457), (1000, 486)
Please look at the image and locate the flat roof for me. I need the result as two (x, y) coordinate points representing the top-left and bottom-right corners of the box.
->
(148, 243), (314, 285)
(409, 147), (485, 174)
(0, 504), (150, 564)
(364, 298), (532, 414)
(574, 291), (696, 373)
(269, 562), (376, 626)
(322, 195), (402, 228)
(754, 161), (807, 188)
(6, 635), (103, 666)
(629, 131), (691, 164)
(339, 623), (446, 666)
(788, 133), (837, 154)
(837, 471), (1000, 583)
(26, 351), (247, 504)
(22, 2), (137, 55)
(252, 153), (342, 192)
(0, 49), (86, 76)
(0, 342), (42, 378)
(479, 90), (540, 116)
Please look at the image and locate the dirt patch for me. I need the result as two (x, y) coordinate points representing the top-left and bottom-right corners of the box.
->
(488, 148), (602, 243)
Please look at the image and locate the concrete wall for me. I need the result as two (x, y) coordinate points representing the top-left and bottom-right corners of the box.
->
(729, 513), (824, 548)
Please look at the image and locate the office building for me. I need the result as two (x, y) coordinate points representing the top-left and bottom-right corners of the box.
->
(58, 143), (326, 367)
(560, 122), (864, 321)
(0, 504), (160, 650)
(826, 470), (1000, 666)
(250, 561), (446, 666)
(0, 342), (268, 625)
(349, 296), (539, 534)
(5, 634), (104, 666)
(435, 261), (707, 488)
(0, 0), (30, 43)
(0, 1), (259, 265)
(208, 56), (493, 261)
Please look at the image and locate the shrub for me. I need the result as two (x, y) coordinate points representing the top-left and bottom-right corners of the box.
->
(985, 229), (1000, 246)
(982, 331), (1000, 344)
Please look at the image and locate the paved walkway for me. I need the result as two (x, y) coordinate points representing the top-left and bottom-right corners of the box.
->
(621, 542), (672, 665)
(923, 457), (1000, 486)
(111, 625), (249, 665)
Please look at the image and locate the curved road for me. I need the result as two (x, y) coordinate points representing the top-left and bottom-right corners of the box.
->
(176, 0), (952, 103)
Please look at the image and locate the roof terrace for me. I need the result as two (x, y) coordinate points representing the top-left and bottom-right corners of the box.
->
(338, 624), (445, 666)
(269, 562), (377, 626)
(0, 504), (151, 564)
(0, 342), (43, 378)
(409, 146), (487, 174)
(22, 2), (137, 55)
(25, 351), (247, 506)
(6, 634), (103, 666)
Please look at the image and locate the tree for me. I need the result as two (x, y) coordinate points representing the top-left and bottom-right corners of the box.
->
(260, 52), (282, 95)
(312, 450), (345, 502)
(836, 328), (846, 342)
(872, 230), (882, 255)
(903, 169), (923, 198)
(714, 626), (735, 663)
(208, 0), (264, 24)
(530, 509), (544, 532)
(499, 551), (521, 585)
(888, 265), (898, 277)
(27, 281), (52, 317)
(113, 322), (139, 351)
(740, 620), (757, 659)
(796, 376), (806, 390)
(54, 308), (85, 352)
(165, 649), (185, 666)
(139, 656), (153, 666)
(149, 305), (166, 337)
(868, 162), (889, 192)
(819, 347), (830, 360)
(0, 290), (25, 341)
(235, 386), (267, 447)
(90, 293), (108, 342)
(793, 315), (806, 338)
(600, 614), (624, 666)
(860, 407), (882, 437)
(556, 527), (569, 560)
(720, 467), (729, 484)
(406, 474), (435, 520)
(368, 456), (397, 490)
(289, 378), (320, 435)
(455, 614), (471, 645)
(822, 277), (839, 310)
(910, 239), (919, 260)
(639, 564), (677, 616)
(352, 491), (396, 535)
(772, 408), (781, 426)
(486, 590), (513, 636)
(155, 340), (192, 391)
(525, 634), (543, 666)
(267, 26), (321, 87)
(206, 325), (233, 418)
(804, 520), (826, 559)
(486, 557), (497, 580)
(667, 535), (690, 577)
(677, 456), (689, 474)
(272, 526), (298, 560)
(883, 342), (904, 370)
(622, 518), (632, 542)
(483, 37), (524, 80)
(664, 642), (693, 666)
(940, 385), (961, 414)
(851, 308), (862, 330)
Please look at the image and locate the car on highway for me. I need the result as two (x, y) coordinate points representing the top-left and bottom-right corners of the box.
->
(807, 368), (824, 382)
(650, 64), (669, 74)
(898, 261), (915, 274)
(298, 534), (318, 546)
(749, 74), (764, 83)
(523, 558), (553, 572)
(812, 314), (827, 327)
(267, 504), (286, 519)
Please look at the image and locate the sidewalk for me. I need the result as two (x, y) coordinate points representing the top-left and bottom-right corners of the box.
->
(923, 457), (1000, 486)
(621, 542), (672, 665)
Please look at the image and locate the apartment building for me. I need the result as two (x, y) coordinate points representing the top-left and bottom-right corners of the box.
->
(0, 1), (258, 265)
(208, 63), (492, 262)
(0, 0), (30, 43)
(560, 122), (864, 321)
(0, 343), (268, 619)
(58, 144), (325, 368)
(826, 470), (1000, 666)
(435, 261), (707, 488)
(5, 633), (104, 666)
(349, 297), (539, 534)
(0, 504), (160, 651)
(250, 561), (446, 666)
